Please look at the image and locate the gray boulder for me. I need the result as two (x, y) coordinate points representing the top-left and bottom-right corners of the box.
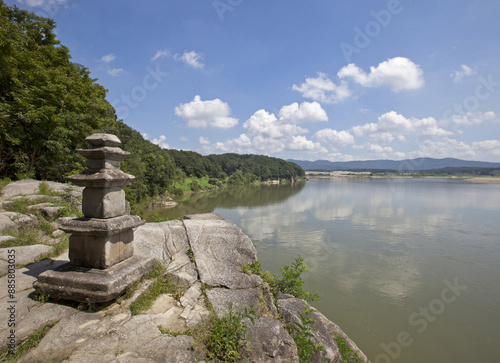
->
(0, 211), (37, 233)
(206, 286), (277, 318)
(0, 180), (82, 201)
(18, 311), (206, 363)
(278, 296), (368, 362)
(134, 221), (199, 288)
(243, 316), (299, 362)
(0, 245), (54, 266)
(184, 218), (262, 289)
(184, 212), (225, 220)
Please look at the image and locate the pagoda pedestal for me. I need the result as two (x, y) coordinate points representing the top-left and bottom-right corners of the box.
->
(34, 134), (154, 303)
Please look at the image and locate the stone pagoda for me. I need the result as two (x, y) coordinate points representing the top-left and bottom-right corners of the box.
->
(34, 133), (154, 303)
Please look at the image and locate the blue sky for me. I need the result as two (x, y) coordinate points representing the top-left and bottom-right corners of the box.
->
(9, 0), (500, 161)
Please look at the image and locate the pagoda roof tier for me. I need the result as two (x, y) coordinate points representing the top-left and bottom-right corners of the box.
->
(59, 215), (145, 236)
(78, 146), (131, 161)
(68, 169), (134, 188)
(85, 133), (122, 147)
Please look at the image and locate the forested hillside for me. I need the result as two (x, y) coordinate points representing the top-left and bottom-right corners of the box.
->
(0, 1), (304, 205)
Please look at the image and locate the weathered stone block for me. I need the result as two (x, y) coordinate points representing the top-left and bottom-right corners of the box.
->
(34, 255), (155, 303)
(69, 229), (134, 269)
(86, 158), (121, 170)
(82, 187), (126, 218)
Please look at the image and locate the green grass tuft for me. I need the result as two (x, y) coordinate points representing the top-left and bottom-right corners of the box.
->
(38, 181), (60, 197)
(0, 320), (59, 361)
(242, 260), (262, 275)
(129, 262), (182, 315)
(158, 326), (195, 337)
(0, 178), (12, 196)
(0, 225), (44, 248)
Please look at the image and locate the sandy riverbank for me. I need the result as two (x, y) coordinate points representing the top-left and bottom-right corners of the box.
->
(465, 177), (500, 184)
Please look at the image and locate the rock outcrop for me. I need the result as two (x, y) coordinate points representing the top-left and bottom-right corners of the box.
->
(0, 179), (369, 362)
(0, 180), (83, 275)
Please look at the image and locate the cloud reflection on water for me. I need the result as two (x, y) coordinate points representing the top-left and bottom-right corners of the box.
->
(234, 178), (500, 303)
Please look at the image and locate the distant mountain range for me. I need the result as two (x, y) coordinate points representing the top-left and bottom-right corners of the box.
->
(287, 157), (500, 172)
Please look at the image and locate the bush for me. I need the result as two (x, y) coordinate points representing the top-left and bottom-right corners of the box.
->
(275, 256), (321, 302)
(190, 180), (201, 192)
(260, 256), (321, 303)
(203, 310), (248, 362)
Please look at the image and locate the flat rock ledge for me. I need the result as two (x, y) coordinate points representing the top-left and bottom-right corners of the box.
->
(1, 212), (368, 362)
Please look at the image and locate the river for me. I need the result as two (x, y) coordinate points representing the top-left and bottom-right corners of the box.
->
(146, 177), (500, 363)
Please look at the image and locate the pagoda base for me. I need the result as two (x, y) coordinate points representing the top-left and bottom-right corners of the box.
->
(34, 255), (154, 303)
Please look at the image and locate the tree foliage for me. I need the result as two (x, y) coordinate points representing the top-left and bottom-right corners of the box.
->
(166, 150), (305, 182)
(0, 1), (115, 180)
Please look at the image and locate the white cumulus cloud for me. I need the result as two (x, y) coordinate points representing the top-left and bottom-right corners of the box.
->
(338, 57), (424, 92)
(243, 109), (309, 139)
(369, 132), (395, 145)
(409, 138), (500, 161)
(198, 136), (210, 145)
(289, 136), (327, 152)
(314, 129), (355, 150)
(450, 64), (476, 83)
(107, 68), (124, 77)
(101, 53), (116, 63)
(472, 140), (500, 156)
(278, 101), (328, 124)
(177, 51), (205, 69)
(353, 111), (452, 140)
(213, 134), (253, 153)
(151, 49), (204, 69)
(151, 49), (171, 61)
(208, 101), (330, 155)
(175, 95), (238, 129)
(451, 111), (496, 126)
(143, 134), (169, 149)
(17, 0), (66, 7)
(151, 135), (169, 149)
(293, 72), (351, 104)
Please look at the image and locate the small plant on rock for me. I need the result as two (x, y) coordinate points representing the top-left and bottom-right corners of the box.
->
(151, 213), (167, 223)
(187, 247), (195, 263)
(0, 178), (12, 196)
(288, 305), (326, 363)
(203, 310), (248, 362)
(242, 260), (262, 275)
(260, 256), (321, 303)
(0, 320), (59, 361)
(334, 334), (366, 363)
(38, 181), (60, 196)
(129, 261), (182, 315)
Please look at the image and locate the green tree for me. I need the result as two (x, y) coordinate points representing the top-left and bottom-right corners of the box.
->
(0, 1), (115, 180)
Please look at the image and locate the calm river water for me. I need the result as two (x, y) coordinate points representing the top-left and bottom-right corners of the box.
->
(146, 178), (500, 363)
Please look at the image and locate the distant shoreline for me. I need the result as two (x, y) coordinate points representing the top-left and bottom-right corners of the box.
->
(306, 174), (500, 183)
